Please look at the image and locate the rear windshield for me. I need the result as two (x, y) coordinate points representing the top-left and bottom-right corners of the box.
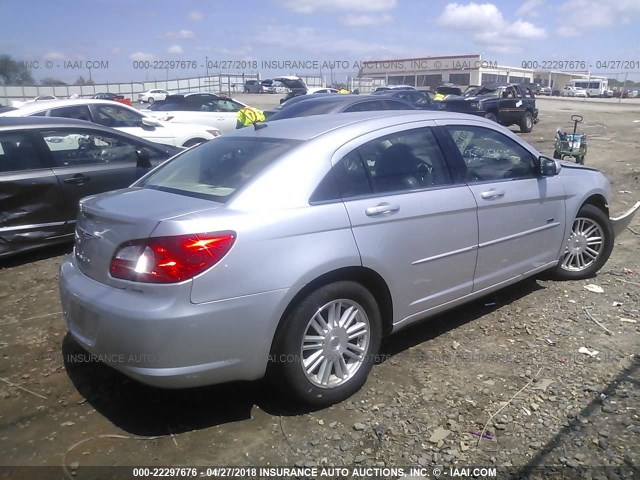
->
(135, 137), (299, 202)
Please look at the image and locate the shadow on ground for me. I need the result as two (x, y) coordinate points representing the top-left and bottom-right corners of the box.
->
(62, 277), (545, 437)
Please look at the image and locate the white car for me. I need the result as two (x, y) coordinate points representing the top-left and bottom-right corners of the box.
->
(143, 93), (248, 134)
(561, 86), (587, 97)
(138, 89), (168, 104)
(0, 99), (220, 147)
(573, 87), (588, 98)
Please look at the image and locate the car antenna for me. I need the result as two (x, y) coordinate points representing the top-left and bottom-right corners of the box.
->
(253, 122), (267, 130)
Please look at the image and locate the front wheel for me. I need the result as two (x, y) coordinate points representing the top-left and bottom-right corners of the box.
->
(271, 281), (381, 407)
(553, 150), (561, 159)
(552, 204), (613, 280)
(148, 97), (155, 105)
(484, 112), (497, 123)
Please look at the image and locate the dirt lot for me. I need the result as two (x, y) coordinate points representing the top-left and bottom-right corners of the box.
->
(0, 97), (639, 479)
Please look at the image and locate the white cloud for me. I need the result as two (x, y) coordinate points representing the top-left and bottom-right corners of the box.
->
(505, 20), (546, 40)
(163, 29), (195, 39)
(188, 11), (203, 21)
(516, 0), (544, 17)
(129, 51), (155, 61)
(437, 3), (546, 51)
(556, 26), (580, 37)
(339, 13), (393, 26)
(110, 47), (121, 55)
(275, 0), (396, 14)
(43, 51), (66, 60)
(166, 45), (184, 54)
(558, 0), (640, 31)
(437, 2), (505, 30)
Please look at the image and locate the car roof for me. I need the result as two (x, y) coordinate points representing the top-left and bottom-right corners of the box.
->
(234, 110), (499, 141)
(0, 98), (137, 116)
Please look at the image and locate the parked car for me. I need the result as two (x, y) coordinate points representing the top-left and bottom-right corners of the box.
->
(561, 86), (579, 97)
(0, 117), (180, 258)
(58, 110), (639, 406)
(137, 89), (168, 104)
(93, 92), (132, 106)
(373, 89), (436, 110)
(537, 86), (552, 96)
(0, 99), (221, 147)
(439, 83), (538, 133)
(265, 94), (415, 120)
(372, 85), (416, 93)
(573, 87), (588, 98)
(144, 93), (248, 134)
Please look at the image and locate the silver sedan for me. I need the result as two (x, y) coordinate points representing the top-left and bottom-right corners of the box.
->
(59, 111), (639, 407)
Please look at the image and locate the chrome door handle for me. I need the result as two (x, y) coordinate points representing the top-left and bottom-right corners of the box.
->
(365, 203), (400, 216)
(480, 189), (505, 199)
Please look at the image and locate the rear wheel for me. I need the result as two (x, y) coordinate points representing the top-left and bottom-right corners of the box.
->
(577, 155), (585, 165)
(552, 204), (613, 280)
(519, 111), (534, 133)
(272, 281), (381, 407)
(148, 97), (155, 105)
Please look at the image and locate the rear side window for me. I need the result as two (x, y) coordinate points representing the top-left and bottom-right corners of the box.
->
(0, 132), (46, 172)
(46, 105), (92, 121)
(343, 100), (386, 112)
(137, 137), (299, 202)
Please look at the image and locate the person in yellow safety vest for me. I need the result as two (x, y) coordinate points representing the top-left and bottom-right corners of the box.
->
(236, 106), (266, 128)
(338, 88), (350, 94)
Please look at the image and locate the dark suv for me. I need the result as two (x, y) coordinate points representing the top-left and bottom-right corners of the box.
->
(439, 83), (538, 133)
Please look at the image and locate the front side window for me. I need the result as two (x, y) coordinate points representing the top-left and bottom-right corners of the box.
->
(41, 129), (138, 166)
(136, 137), (299, 202)
(445, 126), (537, 182)
(0, 132), (46, 172)
(94, 104), (143, 128)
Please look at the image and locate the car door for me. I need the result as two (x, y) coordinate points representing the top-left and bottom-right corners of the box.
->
(439, 120), (566, 292)
(90, 103), (176, 145)
(209, 99), (245, 133)
(498, 86), (524, 124)
(39, 127), (147, 226)
(330, 123), (479, 326)
(0, 130), (67, 251)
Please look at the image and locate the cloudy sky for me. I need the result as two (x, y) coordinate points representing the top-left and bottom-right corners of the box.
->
(1, 0), (639, 83)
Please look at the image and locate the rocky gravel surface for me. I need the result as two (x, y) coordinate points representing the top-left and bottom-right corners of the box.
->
(0, 98), (638, 480)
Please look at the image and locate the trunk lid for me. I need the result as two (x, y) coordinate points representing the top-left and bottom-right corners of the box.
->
(74, 187), (221, 286)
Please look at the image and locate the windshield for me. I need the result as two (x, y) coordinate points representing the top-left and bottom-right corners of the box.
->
(472, 86), (500, 97)
(135, 137), (299, 202)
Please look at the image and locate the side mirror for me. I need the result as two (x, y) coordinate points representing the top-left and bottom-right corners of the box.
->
(140, 117), (160, 128)
(136, 149), (152, 169)
(539, 156), (561, 176)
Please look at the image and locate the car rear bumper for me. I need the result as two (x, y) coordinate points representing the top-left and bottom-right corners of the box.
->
(59, 255), (288, 388)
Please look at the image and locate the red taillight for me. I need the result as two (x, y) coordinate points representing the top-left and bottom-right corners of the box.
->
(110, 232), (235, 283)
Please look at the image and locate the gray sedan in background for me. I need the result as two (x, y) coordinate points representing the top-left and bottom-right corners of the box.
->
(59, 111), (639, 407)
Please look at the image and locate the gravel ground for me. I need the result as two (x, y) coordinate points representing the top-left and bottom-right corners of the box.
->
(0, 98), (638, 480)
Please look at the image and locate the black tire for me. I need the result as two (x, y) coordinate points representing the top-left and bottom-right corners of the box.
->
(552, 204), (614, 280)
(484, 112), (497, 123)
(578, 156), (585, 165)
(271, 281), (381, 407)
(519, 111), (534, 133)
(553, 150), (561, 159)
(148, 97), (155, 105)
(182, 138), (206, 148)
